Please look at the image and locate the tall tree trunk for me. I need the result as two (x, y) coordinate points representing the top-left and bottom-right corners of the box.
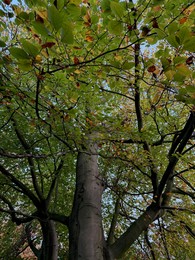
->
(69, 137), (110, 259)
(39, 220), (58, 260)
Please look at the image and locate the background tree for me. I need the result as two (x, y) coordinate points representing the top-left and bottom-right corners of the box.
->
(0, 0), (195, 259)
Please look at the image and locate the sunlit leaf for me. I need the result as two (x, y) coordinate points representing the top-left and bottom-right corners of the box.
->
(66, 4), (81, 18)
(108, 20), (123, 35)
(61, 22), (74, 44)
(110, 2), (125, 19)
(48, 5), (63, 31)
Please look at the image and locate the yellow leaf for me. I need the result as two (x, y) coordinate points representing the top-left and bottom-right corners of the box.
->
(165, 70), (175, 80)
(74, 69), (81, 74)
(70, 97), (77, 103)
(176, 63), (191, 76)
(36, 10), (48, 19)
(114, 54), (122, 61)
(183, 4), (195, 16)
(69, 75), (75, 81)
(35, 55), (42, 62)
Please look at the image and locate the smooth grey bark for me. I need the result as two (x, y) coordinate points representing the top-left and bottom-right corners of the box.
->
(39, 220), (58, 260)
(69, 137), (109, 260)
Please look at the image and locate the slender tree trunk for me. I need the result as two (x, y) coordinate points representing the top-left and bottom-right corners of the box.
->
(69, 137), (110, 259)
(39, 220), (58, 260)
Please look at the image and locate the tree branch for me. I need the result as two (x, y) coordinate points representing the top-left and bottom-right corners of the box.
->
(12, 118), (44, 201)
(0, 164), (40, 208)
(45, 159), (64, 207)
(157, 111), (195, 201)
(107, 198), (120, 245)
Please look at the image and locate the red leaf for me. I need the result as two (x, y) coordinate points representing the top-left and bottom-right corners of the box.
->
(186, 56), (194, 65)
(76, 82), (80, 88)
(152, 18), (159, 28)
(3, 0), (11, 5)
(74, 56), (80, 65)
(127, 24), (135, 31)
(141, 26), (150, 36)
(36, 14), (44, 23)
(147, 65), (156, 72)
(41, 42), (55, 48)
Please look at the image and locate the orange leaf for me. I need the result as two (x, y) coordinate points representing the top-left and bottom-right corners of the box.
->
(85, 35), (93, 42)
(41, 42), (55, 48)
(86, 117), (93, 126)
(83, 11), (91, 24)
(153, 6), (161, 12)
(179, 17), (187, 24)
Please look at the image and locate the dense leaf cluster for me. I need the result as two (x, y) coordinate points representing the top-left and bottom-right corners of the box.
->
(0, 0), (195, 259)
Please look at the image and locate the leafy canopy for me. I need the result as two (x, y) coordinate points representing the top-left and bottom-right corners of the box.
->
(0, 0), (195, 258)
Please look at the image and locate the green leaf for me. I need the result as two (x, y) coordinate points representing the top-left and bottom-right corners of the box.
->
(183, 37), (195, 52)
(56, 0), (65, 9)
(108, 20), (123, 35)
(9, 47), (29, 59)
(101, 0), (111, 12)
(173, 56), (186, 65)
(161, 57), (171, 71)
(61, 22), (74, 44)
(178, 26), (191, 44)
(186, 86), (195, 93)
(155, 28), (167, 40)
(152, 0), (164, 6)
(173, 72), (185, 82)
(167, 21), (178, 35)
(32, 22), (50, 37)
(0, 10), (5, 17)
(20, 39), (39, 57)
(66, 4), (81, 18)
(110, 2), (125, 19)
(0, 40), (6, 47)
(122, 61), (135, 70)
(48, 5), (63, 31)
(166, 35), (180, 48)
(18, 60), (32, 71)
(69, 0), (80, 4)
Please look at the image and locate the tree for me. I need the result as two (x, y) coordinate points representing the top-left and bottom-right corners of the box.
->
(0, 0), (195, 259)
